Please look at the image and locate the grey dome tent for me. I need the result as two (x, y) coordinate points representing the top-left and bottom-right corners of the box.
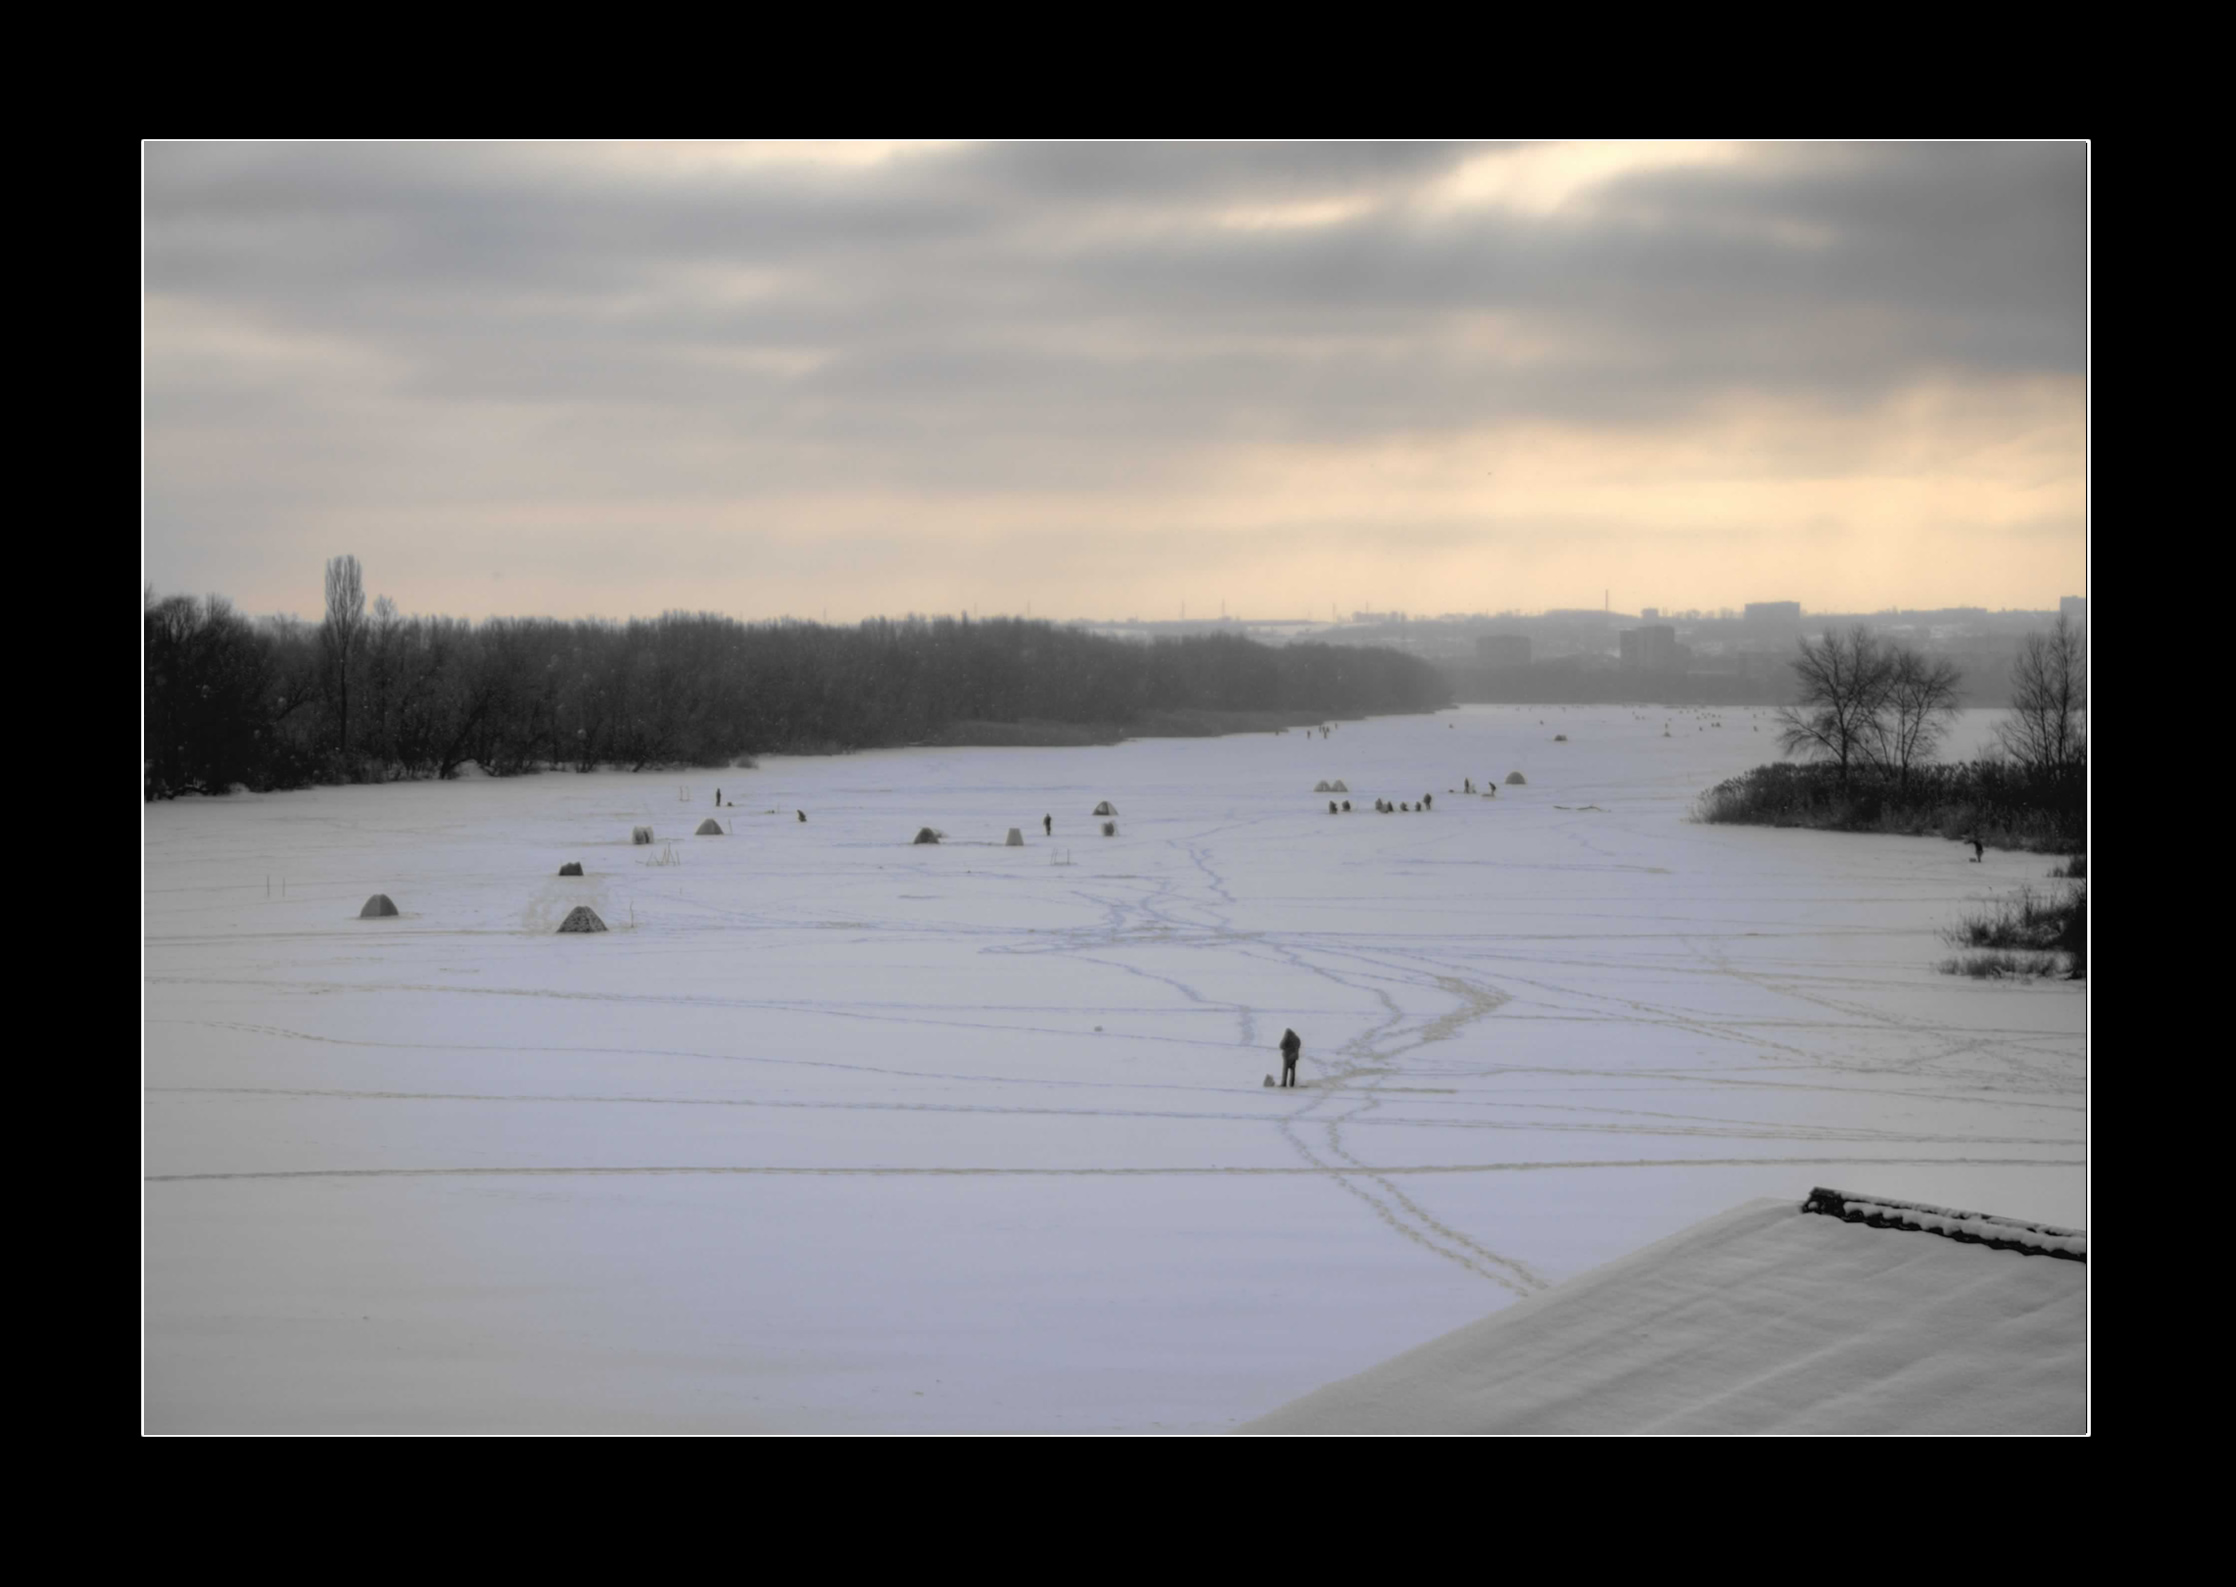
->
(1093, 801), (1118, 817)
(695, 818), (725, 836)
(1005, 828), (1025, 846)
(359, 894), (398, 918)
(1505, 771), (1527, 785)
(914, 828), (941, 845)
(556, 905), (608, 934)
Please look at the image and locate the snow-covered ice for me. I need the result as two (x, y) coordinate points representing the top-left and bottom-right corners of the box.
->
(143, 705), (2085, 1431)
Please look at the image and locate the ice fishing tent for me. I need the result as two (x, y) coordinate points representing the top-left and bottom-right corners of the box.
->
(1093, 801), (1118, 817)
(558, 862), (584, 876)
(695, 818), (724, 836)
(1314, 781), (1333, 793)
(556, 905), (608, 934)
(1005, 828), (1025, 846)
(358, 894), (398, 918)
(1330, 780), (1349, 793)
(1505, 771), (1527, 785)
(631, 826), (655, 845)
(914, 828), (941, 845)
(1243, 1190), (2086, 1435)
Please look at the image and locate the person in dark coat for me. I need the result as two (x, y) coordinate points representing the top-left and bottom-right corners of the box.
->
(1329, 800), (1339, 814)
(1970, 836), (1985, 862)
(1044, 814), (1052, 836)
(797, 810), (806, 822)
(1279, 1028), (1302, 1087)
(1423, 793), (1432, 810)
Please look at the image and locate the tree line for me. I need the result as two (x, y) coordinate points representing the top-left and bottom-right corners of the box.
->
(1698, 617), (2086, 851)
(1442, 663), (1787, 707)
(1773, 618), (2085, 792)
(143, 556), (1451, 798)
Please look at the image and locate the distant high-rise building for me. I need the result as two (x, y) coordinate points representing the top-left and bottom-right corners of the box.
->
(1642, 607), (1660, 620)
(1476, 633), (1531, 668)
(2060, 595), (2087, 623)
(1744, 601), (1802, 622)
(1620, 625), (1680, 671)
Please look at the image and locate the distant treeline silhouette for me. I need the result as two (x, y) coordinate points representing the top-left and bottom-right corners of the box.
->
(144, 579), (1448, 797)
(1443, 662), (1787, 706)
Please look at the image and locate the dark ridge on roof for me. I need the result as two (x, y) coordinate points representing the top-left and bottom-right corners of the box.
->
(1802, 1187), (2085, 1263)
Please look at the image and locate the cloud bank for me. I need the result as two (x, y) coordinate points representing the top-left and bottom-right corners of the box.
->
(144, 141), (2086, 620)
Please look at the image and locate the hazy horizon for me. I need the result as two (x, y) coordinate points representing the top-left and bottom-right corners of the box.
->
(144, 141), (2087, 625)
(208, 597), (2082, 629)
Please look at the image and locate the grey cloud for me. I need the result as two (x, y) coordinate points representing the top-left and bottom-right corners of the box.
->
(144, 141), (2085, 594)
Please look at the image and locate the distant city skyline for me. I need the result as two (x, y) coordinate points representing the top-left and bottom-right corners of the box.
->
(215, 586), (2087, 629)
(1058, 594), (2085, 626)
(145, 142), (2086, 624)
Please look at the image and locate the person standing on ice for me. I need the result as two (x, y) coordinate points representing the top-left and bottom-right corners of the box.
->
(1279, 1028), (1302, 1087)
(1970, 835), (1985, 862)
(1044, 814), (1052, 836)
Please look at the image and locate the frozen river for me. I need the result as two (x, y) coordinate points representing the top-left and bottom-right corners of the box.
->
(143, 704), (2086, 1431)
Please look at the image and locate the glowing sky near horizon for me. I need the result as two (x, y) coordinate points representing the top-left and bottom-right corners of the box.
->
(143, 141), (2086, 623)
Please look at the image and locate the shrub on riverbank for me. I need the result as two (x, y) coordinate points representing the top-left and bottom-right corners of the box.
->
(1941, 883), (2087, 981)
(1693, 761), (2084, 854)
(1937, 951), (2070, 980)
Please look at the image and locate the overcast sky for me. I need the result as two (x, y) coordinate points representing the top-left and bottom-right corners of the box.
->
(143, 141), (2086, 624)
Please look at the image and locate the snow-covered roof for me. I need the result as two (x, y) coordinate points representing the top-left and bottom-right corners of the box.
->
(1243, 1195), (2087, 1434)
(1800, 1186), (2084, 1262)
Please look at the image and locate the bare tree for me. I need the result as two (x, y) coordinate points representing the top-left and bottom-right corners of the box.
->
(1775, 626), (1893, 788)
(1997, 612), (2086, 785)
(322, 555), (366, 758)
(1873, 649), (1965, 791)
